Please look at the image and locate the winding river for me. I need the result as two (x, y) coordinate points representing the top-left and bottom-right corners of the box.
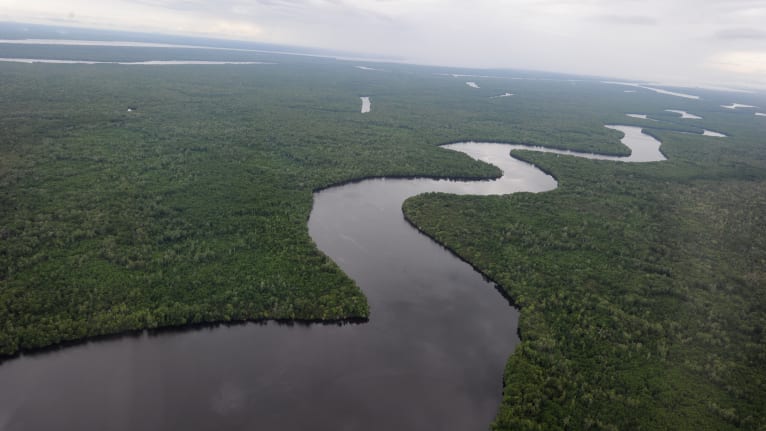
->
(0, 126), (664, 431)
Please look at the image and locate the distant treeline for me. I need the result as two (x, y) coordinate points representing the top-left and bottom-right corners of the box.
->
(2, 49), (765, 429)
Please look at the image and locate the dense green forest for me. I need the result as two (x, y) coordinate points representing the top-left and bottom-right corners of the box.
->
(404, 105), (766, 428)
(1, 43), (765, 429)
(0, 56), (512, 354)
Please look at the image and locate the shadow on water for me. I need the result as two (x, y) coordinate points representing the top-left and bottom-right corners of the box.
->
(1, 316), (369, 365)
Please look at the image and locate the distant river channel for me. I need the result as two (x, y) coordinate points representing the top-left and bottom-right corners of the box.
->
(0, 126), (664, 431)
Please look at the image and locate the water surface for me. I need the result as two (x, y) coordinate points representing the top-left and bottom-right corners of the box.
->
(0, 126), (663, 430)
(626, 113), (649, 120)
(702, 130), (727, 138)
(0, 58), (270, 65)
(665, 109), (701, 119)
(721, 103), (757, 110)
(0, 39), (220, 49)
(360, 96), (371, 113)
(604, 81), (700, 100)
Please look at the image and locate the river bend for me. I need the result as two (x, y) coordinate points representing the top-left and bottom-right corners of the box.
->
(0, 126), (664, 431)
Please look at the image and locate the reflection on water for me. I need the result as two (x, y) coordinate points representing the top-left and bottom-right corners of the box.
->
(0, 39), (223, 49)
(640, 86), (699, 100)
(0, 126), (664, 431)
(0, 58), (271, 65)
(360, 96), (371, 113)
(604, 81), (700, 100)
(702, 130), (727, 138)
(721, 103), (757, 110)
(123, 61), (272, 65)
(665, 109), (702, 119)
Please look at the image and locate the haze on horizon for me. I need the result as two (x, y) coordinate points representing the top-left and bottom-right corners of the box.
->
(1, 0), (765, 90)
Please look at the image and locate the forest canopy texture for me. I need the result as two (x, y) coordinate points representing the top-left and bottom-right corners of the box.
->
(1, 46), (764, 429)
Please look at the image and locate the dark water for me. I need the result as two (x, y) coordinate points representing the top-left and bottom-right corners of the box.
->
(0, 127), (663, 431)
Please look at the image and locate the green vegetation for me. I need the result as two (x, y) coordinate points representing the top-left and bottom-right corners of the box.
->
(0, 57), (511, 354)
(0, 48), (663, 356)
(404, 112), (766, 428)
(1, 43), (765, 429)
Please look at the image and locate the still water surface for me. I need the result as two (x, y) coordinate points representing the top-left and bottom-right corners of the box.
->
(0, 126), (663, 431)
(0, 58), (270, 65)
(702, 130), (727, 138)
(360, 96), (371, 113)
(665, 109), (701, 119)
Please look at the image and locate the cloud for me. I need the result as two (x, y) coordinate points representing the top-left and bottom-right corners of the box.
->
(715, 27), (766, 40)
(589, 14), (657, 26)
(709, 50), (766, 75)
(3, 0), (766, 89)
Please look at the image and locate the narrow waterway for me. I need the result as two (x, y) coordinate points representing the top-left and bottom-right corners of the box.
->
(0, 58), (271, 65)
(666, 109), (701, 119)
(702, 129), (727, 137)
(0, 126), (664, 431)
(360, 96), (371, 113)
(721, 103), (757, 110)
(626, 113), (651, 120)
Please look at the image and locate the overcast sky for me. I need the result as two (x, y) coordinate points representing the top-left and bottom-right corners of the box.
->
(2, 0), (766, 88)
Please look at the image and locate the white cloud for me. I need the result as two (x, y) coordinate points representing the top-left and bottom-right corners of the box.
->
(710, 51), (766, 75)
(1, 0), (765, 88)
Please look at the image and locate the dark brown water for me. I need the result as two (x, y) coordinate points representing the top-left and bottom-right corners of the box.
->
(0, 127), (663, 431)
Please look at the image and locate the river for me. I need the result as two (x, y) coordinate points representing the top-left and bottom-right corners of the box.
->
(360, 96), (371, 113)
(0, 126), (664, 431)
(0, 58), (271, 65)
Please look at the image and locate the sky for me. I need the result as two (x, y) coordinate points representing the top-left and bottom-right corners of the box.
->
(1, 0), (766, 89)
